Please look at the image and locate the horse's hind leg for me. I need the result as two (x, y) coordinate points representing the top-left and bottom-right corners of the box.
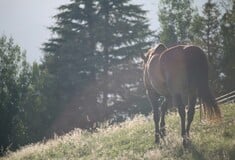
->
(160, 97), (170, 137)
(186, 95), (196, 137)
(147, 89), (161, 144)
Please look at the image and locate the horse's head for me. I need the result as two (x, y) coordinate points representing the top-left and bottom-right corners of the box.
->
(141, 43), (167, 64)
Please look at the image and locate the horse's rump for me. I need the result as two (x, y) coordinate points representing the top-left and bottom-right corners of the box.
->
(159, 45), (188, 96)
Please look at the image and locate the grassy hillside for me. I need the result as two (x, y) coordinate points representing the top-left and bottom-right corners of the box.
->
(2, 104), (235, 160)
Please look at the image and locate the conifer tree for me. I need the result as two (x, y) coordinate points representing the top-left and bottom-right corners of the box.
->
(202, 0), (222, 64)
(42, 0), (154, 130)
(158, 0), (195, 46)
(189, 0), (223, 93)
(96, 0), (153, 108)
(198, 0), (222, 93)
(221, 0), (235, 92)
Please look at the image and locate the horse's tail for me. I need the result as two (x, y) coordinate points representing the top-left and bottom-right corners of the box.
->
(185, 46), (221, 121)
(198, 85), (221, 121)
(195, 52), (221, 121)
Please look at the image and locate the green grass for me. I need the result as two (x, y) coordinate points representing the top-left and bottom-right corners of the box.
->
(1, 104), (235, 160)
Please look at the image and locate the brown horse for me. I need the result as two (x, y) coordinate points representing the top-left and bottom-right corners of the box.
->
(141, 44), (221, 147)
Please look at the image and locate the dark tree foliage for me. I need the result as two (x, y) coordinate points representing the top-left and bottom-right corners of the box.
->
(191, 0), (223, 94)
(95, 0), (153, 111)
(221, 0), (235, 93)
(158, 0), (195, 46)
(42, 0), (101, 132)
(0, 36), (31, 154)
(42, 0), (154, 133)
(18, 62), (57, 143)
(201, 0), (222, 63)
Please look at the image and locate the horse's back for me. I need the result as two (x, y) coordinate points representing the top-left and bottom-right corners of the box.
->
(160, 45), (188, 95)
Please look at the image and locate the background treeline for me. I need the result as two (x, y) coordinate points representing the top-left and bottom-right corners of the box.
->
(0, 0), (234, 154)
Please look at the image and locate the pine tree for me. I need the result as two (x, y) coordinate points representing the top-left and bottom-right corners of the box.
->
(200, 0), (223, 93)
(158, 0), (195, 46)
(221, 0), (235, 92)
(190, 0), (223, 93)
(42, 0), (100, 132)
(42, 0), (154, 131)
(190, 13), (204, 46)
(202, 0), (222, 64)
(96, 0), (154, 108)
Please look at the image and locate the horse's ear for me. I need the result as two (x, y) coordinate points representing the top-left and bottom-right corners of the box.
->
(141, 52), (148, 63)
(153, 43), (167, 54)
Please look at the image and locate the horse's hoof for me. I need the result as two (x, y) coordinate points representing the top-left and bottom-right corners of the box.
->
(155, 134), (160, 144)
(160, 129), (166, 138)
(183, 139), (187, 148)
(155, 137), (160, 144)
(183, 137), (191, 148)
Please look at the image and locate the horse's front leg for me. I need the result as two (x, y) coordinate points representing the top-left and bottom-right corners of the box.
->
(147, 89), (161, 144)
(153, 106), (161, 143)
(174, 94), (187, 147)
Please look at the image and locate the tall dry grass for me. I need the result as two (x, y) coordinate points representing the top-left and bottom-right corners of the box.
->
(1, 104), (235, 160)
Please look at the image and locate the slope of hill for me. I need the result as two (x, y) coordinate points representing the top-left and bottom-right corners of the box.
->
(1, 104), (235, 160)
